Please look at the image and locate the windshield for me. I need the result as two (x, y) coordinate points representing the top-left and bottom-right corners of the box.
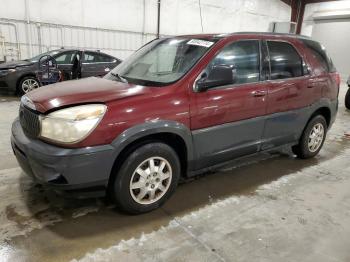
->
(28, 50), (61, 62)
(104, 37), (217, 86)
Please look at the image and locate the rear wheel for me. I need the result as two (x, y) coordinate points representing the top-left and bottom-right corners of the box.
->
(111, 142), (180, 214)
(17, 76), (40, 96)
(345, 88), (350, 110)
(292, 115), (327, 159)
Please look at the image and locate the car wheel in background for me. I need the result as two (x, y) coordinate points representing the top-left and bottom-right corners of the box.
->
(18, 76), (40, 96)
(345, 88), (350, 110)
(110, 142), (180, 214)
(292, 115), (327, 159)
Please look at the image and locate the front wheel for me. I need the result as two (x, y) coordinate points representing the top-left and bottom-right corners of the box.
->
(292, 115), (327, 159)
(111, 142), (180, 214)
(18, 76), (40, 96)
(345, 88), (350, 110)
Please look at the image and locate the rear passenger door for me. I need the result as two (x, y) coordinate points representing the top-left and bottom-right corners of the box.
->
(262, 40), (321, 149)
(190, 40), (269, 169)
(81, 51), (118, 78)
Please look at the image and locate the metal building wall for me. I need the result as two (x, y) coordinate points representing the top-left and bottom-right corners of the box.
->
(0, 0), (291, 62)
(0, 18), (157, 61)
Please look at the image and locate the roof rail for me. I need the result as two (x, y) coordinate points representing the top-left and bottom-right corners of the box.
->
(227, 32), (312, 39)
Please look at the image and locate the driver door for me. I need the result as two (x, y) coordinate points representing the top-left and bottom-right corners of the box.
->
(55, 51), (78, 80)
(190, 40), (268, 169)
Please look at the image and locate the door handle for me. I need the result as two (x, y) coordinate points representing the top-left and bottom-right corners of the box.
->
(251, 90), (267, 97)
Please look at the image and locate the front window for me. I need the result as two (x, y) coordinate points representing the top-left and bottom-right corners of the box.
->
(28, 50), (62, 62)
(204, 40), (260, 87)
(55, 51), (77, 65)
(105, 37), (217, 86)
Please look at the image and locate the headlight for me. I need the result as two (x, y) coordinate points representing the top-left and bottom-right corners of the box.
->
(40, 104), (107, 143)
(0, 69), (16, 76)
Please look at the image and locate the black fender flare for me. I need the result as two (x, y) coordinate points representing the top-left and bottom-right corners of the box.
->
(309, 98), (338, 128)
(110, 120), (194, 162)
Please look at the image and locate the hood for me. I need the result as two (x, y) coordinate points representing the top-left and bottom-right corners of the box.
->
(0, 60), (34, 69)
(26, 77), (151, 113)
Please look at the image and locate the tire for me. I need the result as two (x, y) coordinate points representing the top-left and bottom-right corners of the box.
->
(292, 115), (327, 159)
(17, 76), (40, 96)
(111, 142), (180, 214)
(345, 88), (350, 110)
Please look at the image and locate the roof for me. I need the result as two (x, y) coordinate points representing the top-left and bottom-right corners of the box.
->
(54, 48), (101, 53)
(177, 32), (312, 40)
(49, 48), (119, 59)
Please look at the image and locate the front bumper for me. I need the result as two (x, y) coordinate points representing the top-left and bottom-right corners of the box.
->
(11, 118), (115, 197)
(0, 71), (17, 94)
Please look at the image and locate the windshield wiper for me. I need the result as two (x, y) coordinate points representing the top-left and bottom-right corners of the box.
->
(110, 72), (128, 83)
(152, 71), (173, 76)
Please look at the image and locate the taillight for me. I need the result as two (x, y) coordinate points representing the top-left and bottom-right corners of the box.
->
(332, 72), (341, 86)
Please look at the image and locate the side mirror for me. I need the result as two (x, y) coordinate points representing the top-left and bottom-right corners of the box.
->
(196, 64), (235, 91)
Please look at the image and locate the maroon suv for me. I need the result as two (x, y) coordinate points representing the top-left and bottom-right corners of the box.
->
(11, 33), (340, 214)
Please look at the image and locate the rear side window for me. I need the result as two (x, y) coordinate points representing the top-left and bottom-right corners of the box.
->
(301, 39), (336, 73)
(83, 52), (96, 63)
(206, 40), (260, 85)
(83, 52), (115, 63)
(267, 41), (303, 80)
(98, 54), (116, 63)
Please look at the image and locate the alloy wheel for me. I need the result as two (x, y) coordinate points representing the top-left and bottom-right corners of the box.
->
(22, 79), (39, 93)
(129, 157), (172, 205)
(308, 123), (324, 153)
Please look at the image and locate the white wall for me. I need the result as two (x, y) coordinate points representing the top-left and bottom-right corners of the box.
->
(0, 0), (158, 33)
(301, 0), (350, 36)
(160, 0), (290, 34)
(301, 0), (350, 78)
(0, 0), (290, 61)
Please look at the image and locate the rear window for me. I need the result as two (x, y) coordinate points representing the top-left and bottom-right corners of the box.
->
(83, 52), (116, 63)
(267, 41), (303, 80)
(301, 39), (336, 73)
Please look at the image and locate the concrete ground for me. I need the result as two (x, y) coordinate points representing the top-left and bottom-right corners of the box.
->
(0, 84), (350, 262)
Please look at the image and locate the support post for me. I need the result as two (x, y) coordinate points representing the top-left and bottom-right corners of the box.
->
(157, 0), (161, 38)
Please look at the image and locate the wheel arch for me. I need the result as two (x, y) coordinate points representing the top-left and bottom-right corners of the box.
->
(291, 101), (335, 149)
(107, 121), (194, 189)
(309, 106), (331, 128)
(16, 73), (39, 94)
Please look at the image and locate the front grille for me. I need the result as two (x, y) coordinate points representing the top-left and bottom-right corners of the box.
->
(19, 105), (40, 137)
(0, 81), (8, 87)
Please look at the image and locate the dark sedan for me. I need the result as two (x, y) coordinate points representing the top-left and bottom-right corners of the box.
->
(346, 75), (350, 109)
(0, 49), (121, 95)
